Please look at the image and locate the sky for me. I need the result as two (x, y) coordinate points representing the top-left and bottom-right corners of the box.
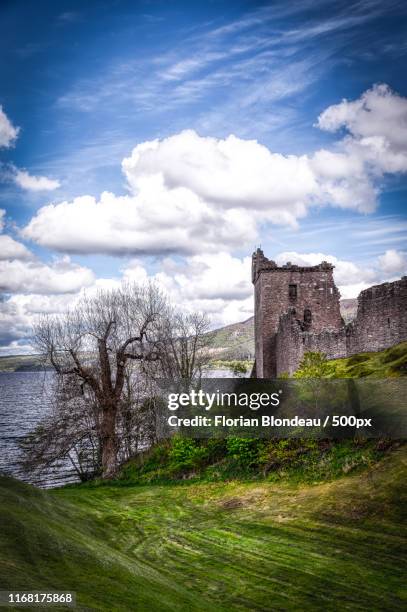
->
(0, 0), (407, 354)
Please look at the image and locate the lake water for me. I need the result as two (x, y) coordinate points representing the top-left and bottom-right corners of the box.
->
(0, 371), (79, 488)
(0, 368), (240, 488)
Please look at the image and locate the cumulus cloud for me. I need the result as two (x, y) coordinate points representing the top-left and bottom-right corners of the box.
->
(23, 87), (407, 256)
(5, 85), (407, 351)
(0, 106), (19, 148)
(123, 253), (253, 327)
(0, 278), (121, 354)
(0, 235), (32, 260)
(22, 186), (257, 255)
(0, 256), (95, 294)
(0, 208), (33, 260)
(1, 245), (405, 354)
(13, 168), (60, 191)
(122, 130), (316, 222)
(0, 296), (32, 355)
(317, 84), (407, 174)
(0, 292), (80, 355)
(377, 249), (407, 275)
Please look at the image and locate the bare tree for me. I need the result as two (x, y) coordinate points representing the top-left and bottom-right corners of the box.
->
(155, 310), (212, 390)
(20, 374), (101, 483)
(33, 283), (166, 478)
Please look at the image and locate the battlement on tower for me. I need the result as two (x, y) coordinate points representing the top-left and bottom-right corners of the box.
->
(251, 248), (334, 284)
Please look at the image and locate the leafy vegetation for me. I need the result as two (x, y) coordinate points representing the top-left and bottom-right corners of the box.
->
(2, 341), (406, 610)
(294, 351), (332, 378)
(117, 436), (399, 486)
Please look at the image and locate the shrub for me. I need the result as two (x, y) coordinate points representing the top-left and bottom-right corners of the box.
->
(232, 361), (248, 376)
(168, 437), (209, 474)
(294, 352), (332, 378)
(226, 437), (261, 467)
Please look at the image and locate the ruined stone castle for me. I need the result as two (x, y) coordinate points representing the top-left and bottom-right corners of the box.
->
(252, 248), (407, 377)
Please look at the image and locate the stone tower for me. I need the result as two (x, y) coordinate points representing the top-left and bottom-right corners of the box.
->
(252, 249), (342, 377)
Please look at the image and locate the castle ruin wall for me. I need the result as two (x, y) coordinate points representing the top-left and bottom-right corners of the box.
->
(253, 248), (407, 378)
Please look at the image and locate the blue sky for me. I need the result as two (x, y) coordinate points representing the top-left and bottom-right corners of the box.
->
(0, 0), (407, 353)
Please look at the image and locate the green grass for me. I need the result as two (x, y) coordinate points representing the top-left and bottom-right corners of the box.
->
(1, 444), (406, 611)
(328, 341), (407, 378)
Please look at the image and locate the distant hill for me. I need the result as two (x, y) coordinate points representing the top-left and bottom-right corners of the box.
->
(340, 298), (358, 323)
(207, 317), (255, 361)
(0, 354), (46, 372)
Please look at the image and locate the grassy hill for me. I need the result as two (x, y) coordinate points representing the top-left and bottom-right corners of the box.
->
(207, 317), (255, 361)
(0, 354), (45, 372)
(1, 441), (406, 611)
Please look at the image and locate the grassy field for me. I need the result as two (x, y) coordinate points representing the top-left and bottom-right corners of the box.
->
(1, 443), (406, 611)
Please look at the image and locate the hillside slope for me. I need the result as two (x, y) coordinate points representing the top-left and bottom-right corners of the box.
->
(1, 445), (406, 611)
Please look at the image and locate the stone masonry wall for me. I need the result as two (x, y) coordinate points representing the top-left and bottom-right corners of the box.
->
(253, 248), (407, 378)
(252, 249), (342, 377)
(275, 311), (347, 376)
(346, 276), (407, 355)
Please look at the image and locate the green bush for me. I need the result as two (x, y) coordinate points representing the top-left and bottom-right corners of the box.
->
(168, 437), (208, 472)
(294, 352), (332, 378)
(226, 437), (261, 467)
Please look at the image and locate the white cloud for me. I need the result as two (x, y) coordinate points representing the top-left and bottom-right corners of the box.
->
(24, 84), (407, 257)
(123, 252), (253, 327)
(13, 168), (60, 191)
(0, 208), (33, 260)
(310, 149), (377, 213)
(122, 130), (317, 222)
(317, 84), (407, 174)
(0, 278), (121, 354)
(5, 85), (407, 351)
(0, 106), (19, 148)
(1, 245), (405, 354)
(0, 235), (32, 260)
(0, 256), (95, 294)
(22, 184), (257, 256)
(378, 249), (407, 275)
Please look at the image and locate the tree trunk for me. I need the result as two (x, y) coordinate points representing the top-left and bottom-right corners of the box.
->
(100, 404), (118, 478)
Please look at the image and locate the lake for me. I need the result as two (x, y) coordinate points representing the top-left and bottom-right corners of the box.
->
(0, 371), (79, 488)
(0, 368), (241, 488)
